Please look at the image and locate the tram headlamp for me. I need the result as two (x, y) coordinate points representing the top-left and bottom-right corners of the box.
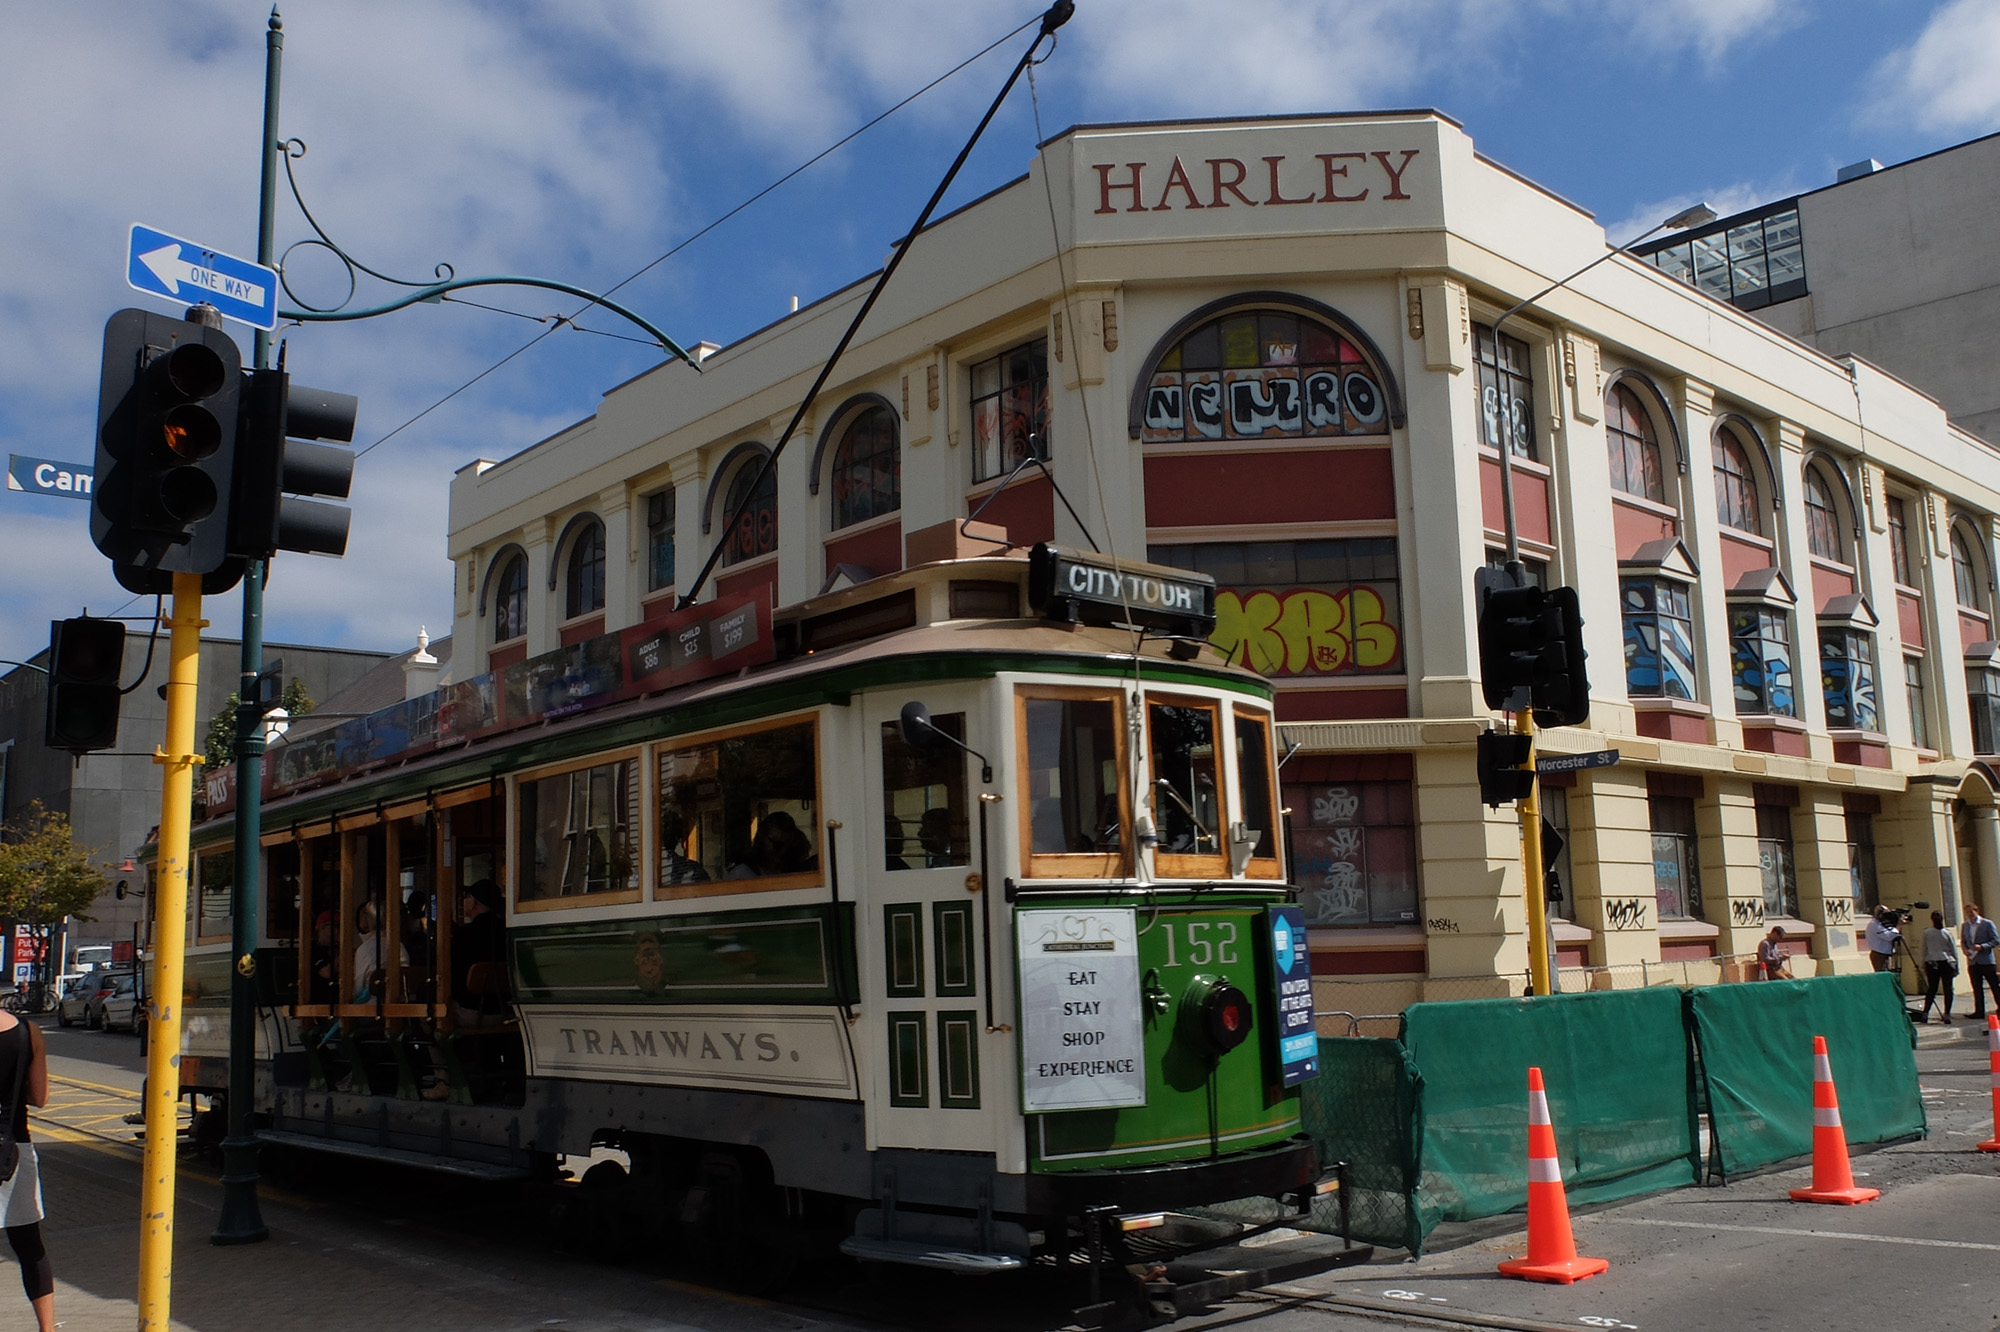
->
(1179, 974), (1253, 1056)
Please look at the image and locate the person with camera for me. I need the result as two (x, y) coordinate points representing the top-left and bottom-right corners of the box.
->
(1961, 903), (2000, 1019)
(1919, 910), (1960, 1023)
(1865, 905), (1906, 974)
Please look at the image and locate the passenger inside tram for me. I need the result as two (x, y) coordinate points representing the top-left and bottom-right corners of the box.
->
(308, 910), (337, 1004)
(451, 879), (505, 1026)
(351, 899), (406, 1003)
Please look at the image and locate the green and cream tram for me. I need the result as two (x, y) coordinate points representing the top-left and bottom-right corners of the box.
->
(163, 545), (1338, 1286)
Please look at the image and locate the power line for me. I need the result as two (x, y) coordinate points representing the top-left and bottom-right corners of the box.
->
(350, 12), (1039, 464)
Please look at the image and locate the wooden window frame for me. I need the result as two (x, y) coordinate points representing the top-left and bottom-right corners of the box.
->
(1145, 692), (1230, 880)
(193, 842), (235, 945)
(511, 748), (647, 913)
(650, 713), (824, 902)
(1232, 706), (1285, 881)
(1014, 684), (1133, 880)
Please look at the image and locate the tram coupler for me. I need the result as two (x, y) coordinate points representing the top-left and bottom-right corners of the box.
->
(1071, 1164), (1374, 1327)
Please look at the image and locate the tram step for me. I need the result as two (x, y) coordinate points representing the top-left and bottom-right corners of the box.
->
(838, 1236), (1025, 1275)
(253, 1129), (532, 1183)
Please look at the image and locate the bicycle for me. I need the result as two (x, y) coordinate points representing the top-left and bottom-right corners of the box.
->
(1, 984), (51, 1015)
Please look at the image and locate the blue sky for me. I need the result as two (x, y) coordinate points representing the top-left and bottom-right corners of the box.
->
(2, 0), (1996, 674)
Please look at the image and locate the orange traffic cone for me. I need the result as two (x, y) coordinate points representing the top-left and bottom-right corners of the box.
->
(1497, 1067), (1609, 1284)
(1977, 1016), (2000, 1153)
(1788, 1035), (1879, 1204)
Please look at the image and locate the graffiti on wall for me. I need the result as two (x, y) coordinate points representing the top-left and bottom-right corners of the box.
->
(1212, 587), (1400, 675)
(1603, 898), (1650, 931)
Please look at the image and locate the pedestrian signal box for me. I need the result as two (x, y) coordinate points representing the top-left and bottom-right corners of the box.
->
(44, 617), (126, 754)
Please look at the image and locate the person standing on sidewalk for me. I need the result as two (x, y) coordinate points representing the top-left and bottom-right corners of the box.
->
(1920, 910), (1959, 1023)
(1962, 904), (2000, 1019)
(0, 1009), (54, 1331)
(1865, 906), (1902, 973)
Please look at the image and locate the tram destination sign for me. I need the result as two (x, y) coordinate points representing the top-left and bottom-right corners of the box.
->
(1027, 543), (1217, 636)
(1017, 907), (1147, 1113)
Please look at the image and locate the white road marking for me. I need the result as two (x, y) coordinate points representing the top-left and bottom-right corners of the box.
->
(1598, 1216), (2000, 1252)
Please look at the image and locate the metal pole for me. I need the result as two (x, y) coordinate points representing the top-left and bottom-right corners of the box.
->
(214, 4), (282, 1246)
(138, 573), (205, 1331)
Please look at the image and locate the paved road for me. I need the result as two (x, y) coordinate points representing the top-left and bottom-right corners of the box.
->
(12, 1017), (1990, 1331)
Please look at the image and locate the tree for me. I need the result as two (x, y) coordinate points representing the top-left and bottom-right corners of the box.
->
(0, 802), (106, 926)
(204, 678), (314, 769)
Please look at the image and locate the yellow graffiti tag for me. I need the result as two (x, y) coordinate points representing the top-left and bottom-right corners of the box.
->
(1213, 588), (1399, 676)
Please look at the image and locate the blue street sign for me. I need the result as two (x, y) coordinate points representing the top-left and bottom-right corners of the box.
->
(7, 454), (93, 500)
(125, 223), (277, 331)
(1265, 905), (1319, 1086)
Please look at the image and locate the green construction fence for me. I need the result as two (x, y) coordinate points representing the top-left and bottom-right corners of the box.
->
(1298, 971), (1921, 1256)
(1689, 971), (1925, 1177)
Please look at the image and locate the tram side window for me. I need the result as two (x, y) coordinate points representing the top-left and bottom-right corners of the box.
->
(196, 849), (234, 942)
(305, 837), (340, 1005)
(266, 842), (300, 948)
(517, 757), (640, 903)
(657, 720), (821, 895)
(881, 715), (970, 871)
(1233, 710), (1279, 865)
(1147, 698), (1224, 871)
(1022, 694), (1125, 869)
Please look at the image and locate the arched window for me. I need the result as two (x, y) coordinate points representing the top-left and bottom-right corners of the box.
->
(1606, 384), (1665, 503)
(564, 520), (605, 619)
(721, 460), (778, 566)
(1138, 307), (1387, 443)
(829, 405), (899, 530)
(1713, 427), (1760, 534)
(1803, 467), (1843, 562)
(1953, 525), (1985, 609)
(492, 554), (527, 643)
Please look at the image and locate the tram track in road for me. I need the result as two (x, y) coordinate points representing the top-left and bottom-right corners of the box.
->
(1235, 1286), (1621, 1332)
(31, 1072), (184, 1151)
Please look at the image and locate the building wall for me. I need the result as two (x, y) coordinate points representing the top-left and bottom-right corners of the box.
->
(0, 636), (388, 952)
(444, 110), (2000, 991)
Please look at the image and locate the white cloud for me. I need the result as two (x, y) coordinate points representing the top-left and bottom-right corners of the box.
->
(1598, 0), (1801, 65)
(1868, 0), (2000, 134)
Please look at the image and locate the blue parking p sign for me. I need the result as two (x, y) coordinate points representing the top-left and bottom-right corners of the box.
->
(1266, 905), (1318, 1085)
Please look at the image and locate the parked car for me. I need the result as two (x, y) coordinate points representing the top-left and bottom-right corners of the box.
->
(86, 971), (141, 1032)
(54, 974), (95, 1027)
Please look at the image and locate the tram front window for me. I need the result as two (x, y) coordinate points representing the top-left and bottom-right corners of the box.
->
(656, 719), (821, 895)
(1234, 709), (1279, 869)
(881, 714), (970, 871)
(1147, 699), (1223, 870)
(518, 757), (640, 904)
(1022, 693), (1125, 873)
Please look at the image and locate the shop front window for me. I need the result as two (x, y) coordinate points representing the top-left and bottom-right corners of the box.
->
(1757, 803), (1800, 919)
(1622, 577), (1697, 700)
(1847, 811), (1878, 915)
(1475, 323), (1535, 460)
(1286, 777), (1416, 926)
(1650, 794), (1701, 920)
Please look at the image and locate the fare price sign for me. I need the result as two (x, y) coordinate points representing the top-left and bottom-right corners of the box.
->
(1266, 905), (1318, 1086)
(1017, 908), (1146, 1113)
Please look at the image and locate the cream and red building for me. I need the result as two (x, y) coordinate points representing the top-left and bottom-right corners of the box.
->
(446, 110), (2000, 1003)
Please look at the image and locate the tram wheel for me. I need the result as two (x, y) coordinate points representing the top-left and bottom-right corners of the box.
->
(558, 1160), (641, 1263)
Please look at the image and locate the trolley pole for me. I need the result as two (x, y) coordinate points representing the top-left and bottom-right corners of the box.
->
(138, 573), (206, 1332)
(213, 6), (285, 1246)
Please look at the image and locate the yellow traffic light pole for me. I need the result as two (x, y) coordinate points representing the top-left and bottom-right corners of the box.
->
(1517, 710), (1550, 998)
(138, 572), (204, 1332)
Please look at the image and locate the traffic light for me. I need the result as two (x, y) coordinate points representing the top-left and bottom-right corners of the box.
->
(1478, 583), (1547, 712)
(1476, 582), (1591, 727)
(1477, 730), (1535, 807)
(44, 617), (126, 754)
(1533, 586), (1590, 728)
(230, 366), (357, 560)
(91, 309), (242, 577)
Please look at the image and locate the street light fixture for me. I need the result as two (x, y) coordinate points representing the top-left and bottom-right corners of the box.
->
(1482, 202), (1716, 999)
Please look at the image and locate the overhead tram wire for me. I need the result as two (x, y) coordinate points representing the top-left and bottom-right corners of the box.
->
(348, 11), (1042, 466)
(678, 1), (1077, 611)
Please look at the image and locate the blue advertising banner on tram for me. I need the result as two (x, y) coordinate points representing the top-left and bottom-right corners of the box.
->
(1266, 905), (1318, 1085)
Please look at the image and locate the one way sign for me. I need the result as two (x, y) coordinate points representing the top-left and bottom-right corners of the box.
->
(125, 223), (277, 330)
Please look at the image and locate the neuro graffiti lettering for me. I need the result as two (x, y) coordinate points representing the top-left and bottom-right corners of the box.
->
(1730, 899), (1767, 926)
(1603, 898), (1649, 931)
(1426, 917), (1460, 934)
(1825, 898), (1854, 926)
(1312, 788), (1360, 824)
(1213, 587), (1400, 675)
